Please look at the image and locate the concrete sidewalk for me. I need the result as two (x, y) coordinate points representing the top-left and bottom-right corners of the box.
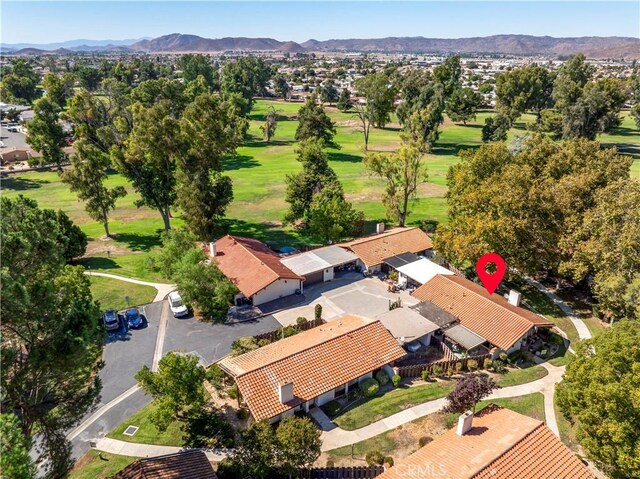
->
(94, 437), (228, 461)
(84, 271), (176, 302)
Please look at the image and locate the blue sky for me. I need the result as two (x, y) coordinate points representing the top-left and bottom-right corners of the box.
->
(2, 1), (639, 44)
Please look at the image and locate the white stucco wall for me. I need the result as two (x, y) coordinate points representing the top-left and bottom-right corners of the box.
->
(418, 333), (433, 347)
(323, 268), (334, 282)
(316, 389), (335, 406)
(252, 278), (301, 306)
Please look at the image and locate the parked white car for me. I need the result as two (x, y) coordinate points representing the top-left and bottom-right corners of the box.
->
(168, 291), (189, 317)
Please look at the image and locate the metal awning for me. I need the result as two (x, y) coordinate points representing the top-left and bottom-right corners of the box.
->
(443, 324), (486, 350)
(383, 252), (420, 269)
(280, 246), (358, 276)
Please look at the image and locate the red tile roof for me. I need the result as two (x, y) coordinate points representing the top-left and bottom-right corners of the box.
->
(340, 227), (433, 268)
(212, 235), (303, 298)
(218, 315), (406, 421)
(111, 450), (217, 479)
(412, 275), (552, 350)
(378, 406), (594, 479)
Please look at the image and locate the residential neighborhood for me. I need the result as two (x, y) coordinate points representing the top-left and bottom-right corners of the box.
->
(1, 1), (639, 479)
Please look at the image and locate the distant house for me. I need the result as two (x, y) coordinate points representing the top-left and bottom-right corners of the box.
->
(339, 226), (434, 273)
(111, 450), (217, 479)
(412, 274), (553, 355)
(0, 147), (33, 164)
(377, 406), (595, 479)
(280, 245), (359, 286)
(218, 314), (406, 423)
(210, 235), (303, 307)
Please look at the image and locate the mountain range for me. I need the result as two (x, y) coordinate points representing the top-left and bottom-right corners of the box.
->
(4, 33), (639, 58)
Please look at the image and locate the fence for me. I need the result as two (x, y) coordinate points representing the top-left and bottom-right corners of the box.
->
(395, 353), (491, 378)
(251, 317), (325, 343)
(433, 337), (456, 361)
(301, 467), (385, 479)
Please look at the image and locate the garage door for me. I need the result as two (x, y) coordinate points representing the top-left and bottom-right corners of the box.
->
(304, 270), (324, 285)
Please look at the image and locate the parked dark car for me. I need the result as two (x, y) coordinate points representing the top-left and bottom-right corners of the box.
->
(102, 309), (120, 331)
(125, 308), (144, 329)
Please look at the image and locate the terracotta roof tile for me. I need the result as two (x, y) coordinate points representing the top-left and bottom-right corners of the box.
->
(340, 227), (433, 268)
(219, 315), (406, 421)
(412, 275), (552, 350)
(112, 450), (217, 479)
(378, 407), (594, 479)
(212, 235), (303, 298)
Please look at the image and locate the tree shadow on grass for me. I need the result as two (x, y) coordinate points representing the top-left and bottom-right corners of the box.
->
(1, 176), (50, 191)
(225, 154), (260, 171)
(248, 112), (295, 122)
(78, 256), (120, 271)
(242, 139), (295, 149)
(431, 142), (479, 157)
(113, 231), (163, 252)
(327, 151), (361, 163)
(223, 218), (311, 249)
(602, 142), (640, 160)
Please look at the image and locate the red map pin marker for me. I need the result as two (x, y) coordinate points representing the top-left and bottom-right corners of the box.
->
(476, 253), (506, 295)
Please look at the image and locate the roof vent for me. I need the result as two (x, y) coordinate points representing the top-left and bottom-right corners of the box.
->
(456, 411), (474, 436)
(508, 290), (521, 307)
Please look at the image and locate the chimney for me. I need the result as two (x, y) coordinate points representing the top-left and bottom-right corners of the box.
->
(279, 382), (294, 404)
(508, 290), (521, 307)
(456, 411), (474, 436)
(376, 222), (385, 234)
(209, 242), (216, 257)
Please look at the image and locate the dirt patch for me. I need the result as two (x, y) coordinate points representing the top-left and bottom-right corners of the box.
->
(205, 381), (251, 431)
(84, 237), (135, 257)
(345, 183), (447, 203)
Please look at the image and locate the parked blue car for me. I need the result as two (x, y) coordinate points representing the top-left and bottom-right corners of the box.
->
(102, 309), (120, 331)
(125, 308), (144, 329)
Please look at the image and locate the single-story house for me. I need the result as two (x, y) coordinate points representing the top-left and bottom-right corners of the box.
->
(112, 450), (217, 479)
(377, 406), (595, 479)
(0, 145), (76, 165)
(393, 256), (453, 287)
(412, 274), (553, 354)
(217, 314), (406, 423)
(280, 245), (358, 286)
(210, 235), (304, 307)
(339, 226), (434, 273)
(376, 307), (440, 348)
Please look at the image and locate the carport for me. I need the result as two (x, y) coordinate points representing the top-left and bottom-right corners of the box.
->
(281, 246), (358, 286)
(396, 258), (454, 286)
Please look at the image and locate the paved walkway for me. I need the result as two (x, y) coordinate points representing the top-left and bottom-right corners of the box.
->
(94, 437), (228, 461)
(319, 362), (565, 451)
(84, 271), (176, 303)
(522, 275), (592, 340)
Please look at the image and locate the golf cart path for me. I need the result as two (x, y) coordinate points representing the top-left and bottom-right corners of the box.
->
(84, 271), (176, 302)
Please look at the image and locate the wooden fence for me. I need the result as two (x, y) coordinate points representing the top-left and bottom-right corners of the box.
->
(252, 317), (325, 343)
(395, 353), (491, 378)
(301, 466), (385, 478)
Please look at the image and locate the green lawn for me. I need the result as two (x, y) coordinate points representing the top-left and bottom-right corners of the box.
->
(477, 392), (546, 422)
(554, 392), (582, 453)
(107, 401), (183, 447)
(331, 382), (455, 431)
(495, 364), (548, 388)
(70, 450), (137, 479)
(89, 275), (157, 310)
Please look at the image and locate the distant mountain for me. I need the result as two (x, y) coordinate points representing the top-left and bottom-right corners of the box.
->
(12, 47), (74, 56)
(3, 38), (149, 50)
(129, 33), (306, 53)
(301, 35), (640, 58)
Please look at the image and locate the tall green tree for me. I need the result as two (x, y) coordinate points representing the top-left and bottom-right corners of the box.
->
(556, 321), (640, 478)
(260, 105), (278, 142)
(220, 57), (270, 115)
(0, 58), (40, 104)
(136, 352), (207, 431)
(275, 416), (322, 475)
(177, 54), (216, 87)
(25, 97), (67, 169)
(308, 190), (365, 243)
(436, 135), (632, 275)
(273, 74), (291, 100)
(320, 79), (339, 105)
(284, 139), (342, 223)
(42, 72), (74, 109)
(336, 88), (353, 112)
(1, 196), (103, 478)
(115, 101), (180, 230)
(54, 209), (89, 262)
(356, 72), (397, 128)
(446, 87), (481, 124)
(552, 53), (595, 111)
(0, 413), (35, 479)
(432, 55), (462, 97)
(481, 113), (511, 143)
(176, 93), (246, 240)
(364, 142), (428, 226)
(495, 64), (554, 122)
(61, 141), (127, 237)
(294, 96), (336, 146)
(559, 179), (640, 322)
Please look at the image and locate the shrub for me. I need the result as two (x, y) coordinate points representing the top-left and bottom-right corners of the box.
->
(483, 358), (492, 370)
(347, 388), (362, 401)
(492, 359), (507, 374)
(499, 352), (508, 362)
(282, 326), (299, 338)
(236, 408), (250, 420)
(418, 436), (433, 447)
(455, 361), (464, 373)
(421, 369), (430, 382)
(392, 374), (402, 387)
(206, 364), (225, 391)
(467, 359), (478, 371)
(315, 304), (323, 321)
(323, 400), (341, 416)
(384, 456), (394, 467)
(365, 450), (385, 466)
(432, 365), (443, 377)
(231, 337), (260, 356)
(227, 383), (239, 400)
(326, 460), (335, 468)
(182, 410), (236, 448)
(296, 316), (308, 326)
(359, 378), (380, 397)
(375, 370), (389, 386)
(257, 338), (271, 347)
